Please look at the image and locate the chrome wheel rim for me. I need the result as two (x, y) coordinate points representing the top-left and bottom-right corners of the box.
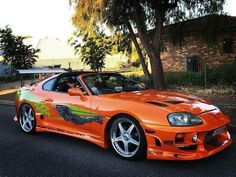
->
(19, 105), (35, 132)
(110, 118), (140, 158)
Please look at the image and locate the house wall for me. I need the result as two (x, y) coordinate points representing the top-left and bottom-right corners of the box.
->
(160, 31), (236, 72)
(35, 54), (128, 71)
(35, 58), (88, 70)
(104, 54), (129, 71)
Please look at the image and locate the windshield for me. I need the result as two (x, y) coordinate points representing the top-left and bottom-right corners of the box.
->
(83, 73), (146, 95)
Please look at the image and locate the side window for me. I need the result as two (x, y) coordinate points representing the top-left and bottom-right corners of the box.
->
(54, 76), (76, 93)
(42, 78), (57, 91)
(54, 75), (88, 95)
(76, 79), (87, 95)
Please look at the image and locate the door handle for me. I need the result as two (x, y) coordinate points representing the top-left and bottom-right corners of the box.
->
(44, 98), (54, 102)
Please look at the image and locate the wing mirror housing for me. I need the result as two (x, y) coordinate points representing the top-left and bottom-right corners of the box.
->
(68, 88), (86, 101)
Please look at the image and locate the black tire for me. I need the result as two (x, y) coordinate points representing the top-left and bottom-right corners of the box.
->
(108, 115), (146, 160)
(19, 103), (36, 134)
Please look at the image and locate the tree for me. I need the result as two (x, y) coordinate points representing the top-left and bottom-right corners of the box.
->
(71, 0), (151, 82)
(73, 33), (113, 72)
(0, 26), (39, 73)
(71, 0), (226, 89)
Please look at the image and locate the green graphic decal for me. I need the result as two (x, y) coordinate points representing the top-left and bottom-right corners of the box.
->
(69, 105), (95, 119)
(18, 89), (103, 123)
(56, 104), (103, 124)
(35, 102), (51, 117)
(20, 90), (51, 117)
(16, 90), (21, 99)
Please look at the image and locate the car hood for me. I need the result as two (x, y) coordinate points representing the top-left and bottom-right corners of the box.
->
(99, 89), (216, 115)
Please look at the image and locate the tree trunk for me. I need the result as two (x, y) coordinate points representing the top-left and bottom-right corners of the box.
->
(151, 10), (166, 90)
(133, 1), (166, 90)
(135, 30), (165, 90)
(126, 20), (151, 82)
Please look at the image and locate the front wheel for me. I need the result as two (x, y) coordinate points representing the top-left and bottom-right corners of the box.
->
(109, 115), (146, 160)
(19, 104), (36, 134)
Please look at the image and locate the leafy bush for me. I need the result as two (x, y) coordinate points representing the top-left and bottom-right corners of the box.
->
(124, 63), (236, 87)
(166, 72), (204, 86)
(207, 63), (236, 86)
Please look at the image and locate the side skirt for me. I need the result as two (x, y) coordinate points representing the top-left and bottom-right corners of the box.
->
(36, 126), (108, 149)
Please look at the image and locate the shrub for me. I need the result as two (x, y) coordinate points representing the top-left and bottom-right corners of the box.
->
(124, 63), (236, 88)
(165, 72), (204, 86)
(207, 63), (236, 86)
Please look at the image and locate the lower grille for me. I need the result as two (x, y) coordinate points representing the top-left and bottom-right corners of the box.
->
(206, 138), (223, 148)
(204, 130), (223, 150)
(178, 145), (198, 151)
(204, 130), (216, 142)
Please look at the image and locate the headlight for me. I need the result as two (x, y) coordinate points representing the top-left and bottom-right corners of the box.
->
(168, 112), (203, 126)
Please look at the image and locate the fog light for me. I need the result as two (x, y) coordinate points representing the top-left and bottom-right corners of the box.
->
(192, 134), (198, 142)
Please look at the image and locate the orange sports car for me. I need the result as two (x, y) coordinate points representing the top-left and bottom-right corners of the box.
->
(15, 72), (232, 160)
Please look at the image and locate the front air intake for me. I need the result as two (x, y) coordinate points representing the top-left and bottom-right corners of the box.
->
(165, 101), (185, 105)
(146, 101), (168, 107)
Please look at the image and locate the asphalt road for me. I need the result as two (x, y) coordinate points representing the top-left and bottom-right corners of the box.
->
(0, 105), (236, 177)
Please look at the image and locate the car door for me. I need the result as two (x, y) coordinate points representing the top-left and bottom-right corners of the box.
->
(41, 75), (95, 135)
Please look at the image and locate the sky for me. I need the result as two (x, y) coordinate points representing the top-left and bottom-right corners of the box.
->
(0, 0), (235, 46)
(0, 0), (74, 46)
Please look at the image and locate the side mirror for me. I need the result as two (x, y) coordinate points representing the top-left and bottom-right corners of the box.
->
(68, 88), (86, 100)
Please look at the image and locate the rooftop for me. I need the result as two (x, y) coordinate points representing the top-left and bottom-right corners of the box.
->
(164, 14), (236, 35)
(36, 37), (77, 60)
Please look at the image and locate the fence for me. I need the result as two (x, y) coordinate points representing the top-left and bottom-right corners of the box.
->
(127, 57), (235, 88)
(165, 57), (235, 87)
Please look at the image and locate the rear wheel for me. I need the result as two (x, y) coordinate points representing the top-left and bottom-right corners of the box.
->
(109, 115), (146, 160)
(19, 104), (36, 134)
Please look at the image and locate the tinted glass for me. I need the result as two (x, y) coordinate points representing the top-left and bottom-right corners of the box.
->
(83, 73), (145, 95)
(43, 78), (56, 91)
(54, 75), (87, 94)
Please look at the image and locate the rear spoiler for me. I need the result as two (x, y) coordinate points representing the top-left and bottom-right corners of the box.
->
(16, 69), (68, 87)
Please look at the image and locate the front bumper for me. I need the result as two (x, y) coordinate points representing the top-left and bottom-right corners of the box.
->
(142, 112), (232, 160)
